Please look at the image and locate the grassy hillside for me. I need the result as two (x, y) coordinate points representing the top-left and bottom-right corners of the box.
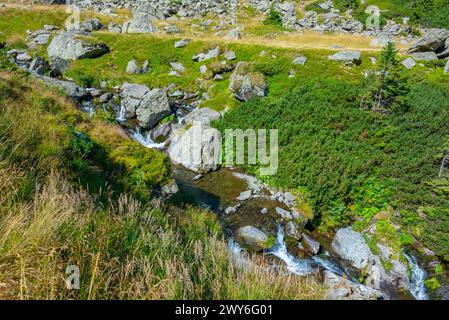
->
(0, 53), (323, 299)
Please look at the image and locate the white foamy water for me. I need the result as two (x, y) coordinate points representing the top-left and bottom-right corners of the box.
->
(268, 226), (316, 276)
(130, 127), (165, 149)
(116, 104), (126, 121)
(403, 252), (429, 300)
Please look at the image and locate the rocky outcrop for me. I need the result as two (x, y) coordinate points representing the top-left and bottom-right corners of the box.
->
(120, 83), (171, 129)
(29, 56), (50, 75)
(47, 31), (110, 61)
(410, 52), (439, 61)
(332, 228), (373, 271)
(229, 62), (267, 101)
(168, 122), (221, 173)
(236, 226), (270, 251)
(408, 28), (449, 54)
(123, 3), (160, 33)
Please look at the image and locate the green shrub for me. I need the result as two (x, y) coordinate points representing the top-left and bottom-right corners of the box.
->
(263, 7), (283, 27)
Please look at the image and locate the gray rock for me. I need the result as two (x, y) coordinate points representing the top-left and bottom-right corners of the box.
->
(165, 24), (181, 34)
(16, 52), (32, 63)
(302, 233), (320, 255)
(225, 206), (237, 214)
(444, 59), (449, 74)
(126, 59), (141, 74)
(151, 121), (172, 142)
(136, 88), (171, 129)
(275, 207), (292, 220)
(285, 221), (301, 240)
(199, 65), (208, 74)
(29, 56), (49, 75)
(401, 57), (416, 69)
(79, 18), (103, 32)
(123, 6), (157, 33)
(161, 181), (179, 195)
(292, 55), (307, 65)
(436, 38), (449, 58)
(408, 28), (449, 53)
(141, 60), (150, 73)
(49, 58), (70, 78)
(34, 75), (87, 100)
(261, 208), (268, 214)
(237, 190), (252, 201)
(47, 31), (109, 61)
(377, 244), (410, 292)
(224, 51), (237, 61)
(170, 62), (186, 73)
(236, 226), (269, 251)
(329, 50), (362, 65)
(185, 107), (222, 126)
(229, 62), (267, 101)
(227, 28), (241, 40)
(410, 52), (439, 61)
(174, 38), (191, 48)
(28, 31), (51, 46)
(324, 271), (383, 300)
(331, 228), (373, 271)
(168, 122), (221, 173)
(98, 92), (113, 103)
(193, 46), (220, 62)
(44, 24), (58, 31)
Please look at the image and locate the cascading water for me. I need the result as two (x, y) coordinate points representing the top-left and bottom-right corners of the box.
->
(268, 226), (317, 276)
(116, 104), (126, 122)
(130, 127), (166, 149)
(403, 252), (429, 300)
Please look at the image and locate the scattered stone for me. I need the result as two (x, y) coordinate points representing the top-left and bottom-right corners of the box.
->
(16, 52), (32, 63)
(185, 107), (222, 126)
(47, 31), (110, 61)
(261, 208), (268, 214)
(237, 190), (252, 201)
(34, 74), (88, 100)
(193, 46), (220, 62)
(236, 226), (269, 251)
(98, 92), (113, 104)
(275, 207), (292, 220)
(141, 60), (150, 73)
(174, 38), (191, 48)
(328, 50), (362, 65)
(225, 206), (237, 214)
(199, 65), (208, 74)
(79, 18), (103, 32)
(151, 121), (172, 142)
(170, 62), (186, 73)
(229, 61), (267, 101)
(227, 28), (241, 40)
(49, 58), (70, 78)
(410, 52), (439, 61)
(302, 233), (320, 255)
(126, 59), (141, 74)
(444, 59), (449, 74)
(123, 4), (158, 33)
(224, 51), (237, 61)
(193, 174), (203, 181)
(401, 57), (416, 69)
(285, 221), (300, 240)
(292, 55), (307, 65)
(165, 24), (181, 34)
(161, 181), (179, 195)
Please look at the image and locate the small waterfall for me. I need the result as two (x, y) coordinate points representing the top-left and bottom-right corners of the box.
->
(268, 226), (317, 276)
(116, 104), (126, 121)
(130, 127), (165, 149)
(403, 252), (429, 300)
(81, 100), (94, 117)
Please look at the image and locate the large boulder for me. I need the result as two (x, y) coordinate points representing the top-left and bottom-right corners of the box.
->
(331, 228), (373, 271)
(408, 28), (449, 54)
(229, 62), (267, 101)
(235, 226), (270, 251)
(324, 271), (383, 300)
(185, 107), (222, 126)
(436, 38), (449, 58)
(168, 122), (221, 173)
(120, 83), (171, 129)
(328, 50), (362, 65)
(410, 52), (439, 61)
(123, 4), (160, 33)
(47, 31), (110, 61)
